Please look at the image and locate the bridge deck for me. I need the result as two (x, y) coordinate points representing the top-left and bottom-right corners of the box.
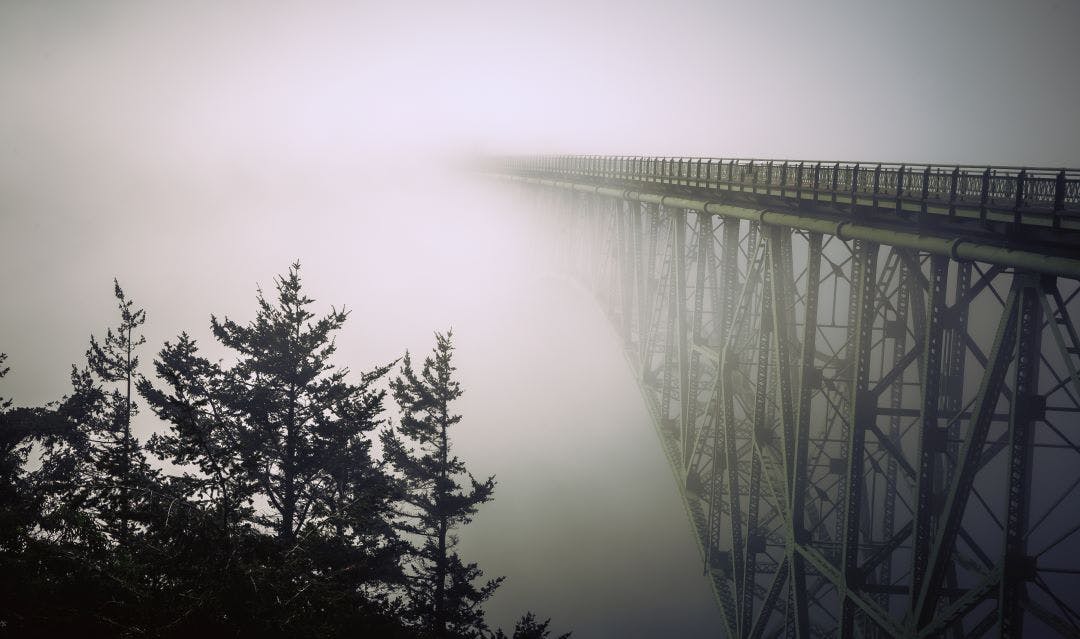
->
(503, 155), (1080, 230)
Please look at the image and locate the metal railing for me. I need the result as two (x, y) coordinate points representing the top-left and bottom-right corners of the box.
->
(501, 155), (1080, 228)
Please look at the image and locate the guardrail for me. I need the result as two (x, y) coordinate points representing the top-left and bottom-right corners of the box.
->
(501, 155), (1080, 229)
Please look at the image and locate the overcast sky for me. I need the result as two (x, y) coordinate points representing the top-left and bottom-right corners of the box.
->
(2, 1), (1078, 636)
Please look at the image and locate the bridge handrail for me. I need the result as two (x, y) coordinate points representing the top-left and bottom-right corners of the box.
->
(499, 155), (1080, 225)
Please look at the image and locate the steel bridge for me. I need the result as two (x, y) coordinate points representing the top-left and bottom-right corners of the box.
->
(495, 156), (1080, 638)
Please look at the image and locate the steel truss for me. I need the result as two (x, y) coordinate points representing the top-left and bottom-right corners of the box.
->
(502, 156), (1080, 638)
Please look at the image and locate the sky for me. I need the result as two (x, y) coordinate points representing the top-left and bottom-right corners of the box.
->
(2, 0), (1079, 636)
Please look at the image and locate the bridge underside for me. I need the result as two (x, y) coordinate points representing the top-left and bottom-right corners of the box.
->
(499, 157), (1080, 638)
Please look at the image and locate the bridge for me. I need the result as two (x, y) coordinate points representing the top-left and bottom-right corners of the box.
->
(493, 156), (1080, 638)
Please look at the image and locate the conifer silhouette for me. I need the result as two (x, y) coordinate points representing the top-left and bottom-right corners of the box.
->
(383, 331), (502, 639)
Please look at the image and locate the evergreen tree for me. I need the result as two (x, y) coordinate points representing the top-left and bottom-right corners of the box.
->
(139, 333), (252, 541)
(1, 353), (142, 637)
(199, 262), (395, 546)
(138, 263), (405, 633)
(382, 331), (502, 639)
(0, 353), (41, 548)
(492, 612), (572, 639)
(0, 269), (570, 638)
(83, 280), (150, 544)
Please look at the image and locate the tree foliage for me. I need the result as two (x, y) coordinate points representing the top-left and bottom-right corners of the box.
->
(382, 332), (502, 638)
(0, 266), (567, 638)
(493, 612), (572, 639)
(82, 279), (151, 544)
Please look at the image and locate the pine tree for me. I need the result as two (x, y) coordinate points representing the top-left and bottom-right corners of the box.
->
(492, 612), (572, 639)
(382, 331), (502, 639)
(0, 353), (31, 548)
(82, 280), (150, 544)
(2, 271), (429, 637)
(2, 292), (160, 635)
(308, 357), (405, 581)
(138, 262), (405, 633)
(201, 262), (396, 546)
(0, 355), (105, 636)
(139, 332), (253, 539)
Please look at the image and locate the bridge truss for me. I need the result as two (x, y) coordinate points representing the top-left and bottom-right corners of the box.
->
(498, 156), (1080, 638)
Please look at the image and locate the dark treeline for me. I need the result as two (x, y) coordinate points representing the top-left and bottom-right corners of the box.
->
(0, 264), (569, 639)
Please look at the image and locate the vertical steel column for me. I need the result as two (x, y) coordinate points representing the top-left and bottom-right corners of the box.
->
(617, 201), (635, 343)
(742, 251), (773, 635)
(660, 209), (678, 421)
(671, 207), (692, 468)
(757, 225), (802, 637)
(768, 228), (798, 482)
(835, 235), (864, 548)
(703, 214), (743, 639)
(605, 199), (621, 313)
(706, 217), (741, 557)
(714, 215), (747, 627)
(790, 231), (822, 639)
(641, 205), (661, 370)
(879, 253), (909, 607)
(840, 239), (879, 638)
(943, 263), (973, 469)
(941, 264), (972, 621)
(630, 201), (648, 361)
(910, 254), (948, 609)
(997, 276), (1043, 637)
(684, 211), (712, 471)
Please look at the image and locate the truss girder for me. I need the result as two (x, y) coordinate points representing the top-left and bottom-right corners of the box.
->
(530, 167), (1080, 638)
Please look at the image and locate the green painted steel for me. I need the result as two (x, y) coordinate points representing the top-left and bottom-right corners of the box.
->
(499, 175), (1080, 280)
(498, 157), (1080, 638)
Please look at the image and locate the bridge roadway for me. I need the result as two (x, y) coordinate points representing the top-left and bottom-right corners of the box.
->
(495, 156), (1080, 638)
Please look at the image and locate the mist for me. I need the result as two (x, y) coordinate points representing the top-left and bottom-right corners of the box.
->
(2, 1), (1079, 636)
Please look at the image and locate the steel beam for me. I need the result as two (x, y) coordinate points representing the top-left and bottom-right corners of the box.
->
(503, 159), (1080, 638)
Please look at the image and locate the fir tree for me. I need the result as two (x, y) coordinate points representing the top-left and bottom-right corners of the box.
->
(492, 612), (572, 639)
(81, 280), (151, 544)
(139, 332), (252, 540)
(201, 262), (395, 546)
(1, 269), (574, 638)
(138, 263), (405, 632)
(382, 331), (502, 639)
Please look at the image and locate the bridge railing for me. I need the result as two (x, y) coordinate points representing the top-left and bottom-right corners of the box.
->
(504, 155), (1080, 227)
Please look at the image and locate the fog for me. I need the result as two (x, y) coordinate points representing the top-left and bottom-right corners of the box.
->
(2, 1), (1078, 636)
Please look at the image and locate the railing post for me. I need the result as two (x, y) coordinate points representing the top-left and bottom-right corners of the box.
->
(795, 162), (804, 201)
(1054, 170), (1067, 228)
(850, 163), (860, 213)
(813, 162), (821, 202)
(895, 165), (906, 214)
(1015, 169), (1027, 224)
(920, 166), (931, 219)
(949, 167), (959, 217)
(872, 163), (881, 208)
(980, 168), (991, 221)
